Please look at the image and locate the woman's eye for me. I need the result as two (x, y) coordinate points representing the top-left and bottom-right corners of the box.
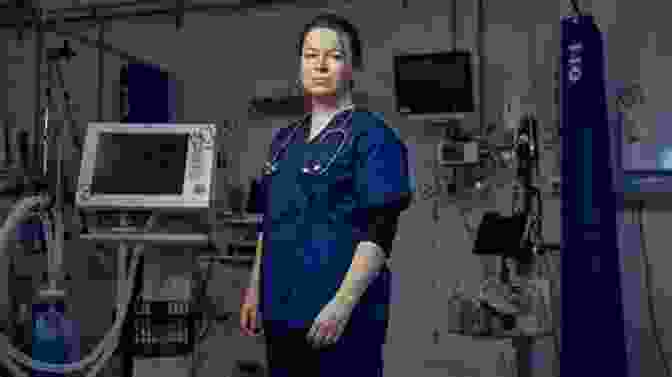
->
(304, 54), (342, 59)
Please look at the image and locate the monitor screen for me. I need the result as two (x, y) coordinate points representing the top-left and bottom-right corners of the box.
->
(77, 123), (216, 211)
(91, 133), (189, 195)
(396, 57), (468, 89)
(394, 50), (475, 117)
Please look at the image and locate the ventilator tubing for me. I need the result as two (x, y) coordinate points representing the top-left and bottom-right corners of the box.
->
(0, 210), (144, 377)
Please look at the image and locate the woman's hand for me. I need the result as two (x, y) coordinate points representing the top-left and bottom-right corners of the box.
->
(306, 295), (356, 349)
(240, 285), (263, 337)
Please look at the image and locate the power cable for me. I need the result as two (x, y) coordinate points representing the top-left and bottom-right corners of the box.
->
(523, 185), (559, 377)
(542, 252), (560, 377)
(195, 259), (216, 343)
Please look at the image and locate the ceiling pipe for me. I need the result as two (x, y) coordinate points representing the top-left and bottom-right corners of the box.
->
(0, 0), (164, 12)
(0, 0), (314, 30)
(47, 0), (164, 14)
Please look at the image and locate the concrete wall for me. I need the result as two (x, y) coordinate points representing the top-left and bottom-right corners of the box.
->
(3, 0), (669, 376)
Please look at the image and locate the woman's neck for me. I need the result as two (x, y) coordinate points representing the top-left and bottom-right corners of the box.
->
(310, 93), (354, 117)
(307, 94), (353, 141)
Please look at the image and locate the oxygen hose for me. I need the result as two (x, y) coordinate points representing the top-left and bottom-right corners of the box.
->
(1, 258), (136, 376)
(0, 208), (149, 375)
(3, 244), (139, 374)
(3, 245), (139, 374)
(2, 258), (136, 375)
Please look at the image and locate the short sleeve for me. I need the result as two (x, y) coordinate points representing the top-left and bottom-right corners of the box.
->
(355, 122), (413, 211)
(365, 206), (403, 258)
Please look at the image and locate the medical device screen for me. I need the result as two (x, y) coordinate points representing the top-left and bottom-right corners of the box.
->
(90, 133), (189, 195)
(394, 51), (474, 115)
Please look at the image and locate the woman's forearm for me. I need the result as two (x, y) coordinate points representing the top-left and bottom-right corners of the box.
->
(335, 241), (386, 306)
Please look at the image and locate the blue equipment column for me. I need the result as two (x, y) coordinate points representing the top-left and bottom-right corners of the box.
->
(560, 14), (629, 377)
(125, 63), (179, 123)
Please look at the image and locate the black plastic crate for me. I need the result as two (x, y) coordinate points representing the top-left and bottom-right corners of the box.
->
(130, 299), (198, 358)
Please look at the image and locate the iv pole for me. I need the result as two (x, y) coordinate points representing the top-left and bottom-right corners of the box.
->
(40, 39), (81, 295)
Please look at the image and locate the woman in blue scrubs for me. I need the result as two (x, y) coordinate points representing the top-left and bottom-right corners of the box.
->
(240, 13), (412, 377)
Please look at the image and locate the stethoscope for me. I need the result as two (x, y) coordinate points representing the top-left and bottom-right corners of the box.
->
(263, 106), (355, 176)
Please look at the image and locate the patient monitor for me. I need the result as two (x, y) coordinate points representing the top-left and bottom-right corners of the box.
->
(76, 123), (216, 212)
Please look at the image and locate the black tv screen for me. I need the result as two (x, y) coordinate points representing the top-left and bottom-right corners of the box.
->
(393, 50), (475, 117)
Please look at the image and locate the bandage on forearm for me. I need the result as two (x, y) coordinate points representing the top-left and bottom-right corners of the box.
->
(335, 241), (386, 306)
(250, 233), (263, 286)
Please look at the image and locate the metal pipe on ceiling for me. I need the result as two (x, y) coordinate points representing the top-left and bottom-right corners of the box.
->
(0, 0), (163, 12)
(0, 0), (310, 30)
(45, 0), (164, 14)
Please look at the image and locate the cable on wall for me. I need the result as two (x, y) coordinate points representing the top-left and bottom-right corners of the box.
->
(637, 202), (672, 377)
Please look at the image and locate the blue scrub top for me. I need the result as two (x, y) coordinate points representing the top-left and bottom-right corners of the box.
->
(258, 109), (412, 332)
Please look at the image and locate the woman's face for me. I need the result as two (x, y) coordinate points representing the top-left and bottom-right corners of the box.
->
(301, 27), (354, 98)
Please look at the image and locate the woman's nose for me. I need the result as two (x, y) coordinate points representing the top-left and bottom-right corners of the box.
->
(316, 57), (329, 69)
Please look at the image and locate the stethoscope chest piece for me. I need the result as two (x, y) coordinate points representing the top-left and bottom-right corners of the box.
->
(302, 162), (322, 175)
(265, 109), (354, 177)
